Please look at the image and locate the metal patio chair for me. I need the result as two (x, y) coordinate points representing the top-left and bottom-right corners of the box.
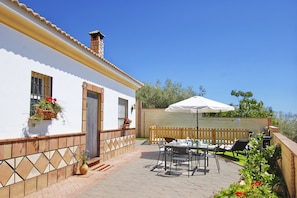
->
(170, 146), (193, 177)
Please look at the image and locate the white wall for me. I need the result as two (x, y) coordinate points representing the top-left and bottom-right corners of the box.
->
(0, 24), (136, 139)
(103, 88), (136, 129)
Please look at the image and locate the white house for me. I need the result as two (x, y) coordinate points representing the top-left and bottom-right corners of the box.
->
(0, 0), (143, 197)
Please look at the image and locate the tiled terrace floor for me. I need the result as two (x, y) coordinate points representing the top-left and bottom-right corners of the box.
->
(25, 140), (242, 198)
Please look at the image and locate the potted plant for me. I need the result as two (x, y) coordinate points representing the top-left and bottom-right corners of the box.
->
(30, 97), (63, 122)
(79, 149), (89, 175)
(122, 117), (132, 129)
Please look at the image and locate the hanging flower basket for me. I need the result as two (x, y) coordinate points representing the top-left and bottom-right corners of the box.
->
(123, 117), (132, 124)
(35, 108), (57, 120)
(122, 118), (132, 129)
(30, 97), (63, 122)
(122, 124), (130, 129)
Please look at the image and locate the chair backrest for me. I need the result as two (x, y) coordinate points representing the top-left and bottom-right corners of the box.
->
(157, 139), (164, 149)
(231, 139), (249, 151)
(164, 137), (176, 143)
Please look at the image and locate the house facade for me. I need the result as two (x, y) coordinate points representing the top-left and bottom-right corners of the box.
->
(0, 0), (143, 197)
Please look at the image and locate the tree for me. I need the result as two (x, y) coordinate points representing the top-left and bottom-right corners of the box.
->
(198, 85), (206, 96)
(224, 90), (273, 118)
(136, 79), (204, 108)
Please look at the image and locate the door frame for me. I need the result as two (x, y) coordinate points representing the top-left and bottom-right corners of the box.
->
(81, 82), (104, 157)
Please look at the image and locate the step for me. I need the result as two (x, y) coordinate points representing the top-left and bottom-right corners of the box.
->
(87, 157), (100, 167)
(90, 163), (113, 172)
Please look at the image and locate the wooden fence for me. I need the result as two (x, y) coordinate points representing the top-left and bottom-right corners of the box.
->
(149, 125), (249, 144)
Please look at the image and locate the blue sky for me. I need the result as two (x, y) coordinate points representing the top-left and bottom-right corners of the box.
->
(19, 0), (297, 113)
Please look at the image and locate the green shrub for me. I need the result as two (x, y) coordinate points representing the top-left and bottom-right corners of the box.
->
(214, 134), (280, 197)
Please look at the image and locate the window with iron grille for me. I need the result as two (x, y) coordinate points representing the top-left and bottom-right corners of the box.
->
(30, 71), (52, 115)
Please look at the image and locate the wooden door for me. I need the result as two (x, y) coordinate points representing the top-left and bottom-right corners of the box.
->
(86, 91), (99, 158)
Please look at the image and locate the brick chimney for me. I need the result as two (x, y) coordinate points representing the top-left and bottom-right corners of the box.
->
(89, 30), (105, 57)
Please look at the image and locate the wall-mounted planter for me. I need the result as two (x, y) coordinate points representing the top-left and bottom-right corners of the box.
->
(35, 108), (57, 120)
(122, 124), (130, 129)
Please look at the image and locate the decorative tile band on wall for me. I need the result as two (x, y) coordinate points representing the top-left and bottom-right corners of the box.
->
(99, 129), (136, 162)
(0, 132), (85, 193)
(0, 145), (79, 187)
(0, 130), (136, 197)
(104, 135), (134, 152)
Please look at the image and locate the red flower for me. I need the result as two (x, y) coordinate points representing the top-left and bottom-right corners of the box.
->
(251, 180), (262, 187)
(46, 97), (52, 102)
(123, 117), (131, 124)
(255, 180), (262, 186)
(45, 97), (57, 105)
(52, 98), (57, 105)
(235, 191), (246, 197)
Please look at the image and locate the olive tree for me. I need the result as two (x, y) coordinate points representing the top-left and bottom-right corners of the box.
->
(136, 79), (205, 108)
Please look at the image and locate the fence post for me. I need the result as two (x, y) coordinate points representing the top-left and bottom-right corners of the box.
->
(149, 126), (152, 143)
(180, 128), (184, 139)
(212, 128), (216, 145)
(149, 125), (156, 144)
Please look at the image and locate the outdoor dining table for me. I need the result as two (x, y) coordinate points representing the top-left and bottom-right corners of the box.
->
(164, 141), (209, 175)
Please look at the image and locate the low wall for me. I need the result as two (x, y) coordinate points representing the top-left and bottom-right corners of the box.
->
(0, 129), (136, 197)
(272, 132), (297, 198)
(0, 133), (85, 197)
(99, 128), (135, 161)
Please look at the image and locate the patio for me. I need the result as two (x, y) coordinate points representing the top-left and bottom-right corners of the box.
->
(25, 140), (242, 198)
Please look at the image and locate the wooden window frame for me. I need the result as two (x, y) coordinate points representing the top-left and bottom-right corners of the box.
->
(30, 71), (52, 115)
(118, 98), (128, 128)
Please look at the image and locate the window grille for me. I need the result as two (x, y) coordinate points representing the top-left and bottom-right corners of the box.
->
(30, 71), (52, 115)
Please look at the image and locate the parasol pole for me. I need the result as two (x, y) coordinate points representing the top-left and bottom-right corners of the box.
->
(196, 108), (199, 140)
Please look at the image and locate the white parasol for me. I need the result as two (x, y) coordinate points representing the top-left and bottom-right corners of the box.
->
(165, 96), (235, 139)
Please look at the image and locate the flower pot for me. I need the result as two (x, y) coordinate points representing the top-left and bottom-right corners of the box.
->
(80, 163), (88, 175)
(36, 108), (57, 120)
(122, 124), (130, 129)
